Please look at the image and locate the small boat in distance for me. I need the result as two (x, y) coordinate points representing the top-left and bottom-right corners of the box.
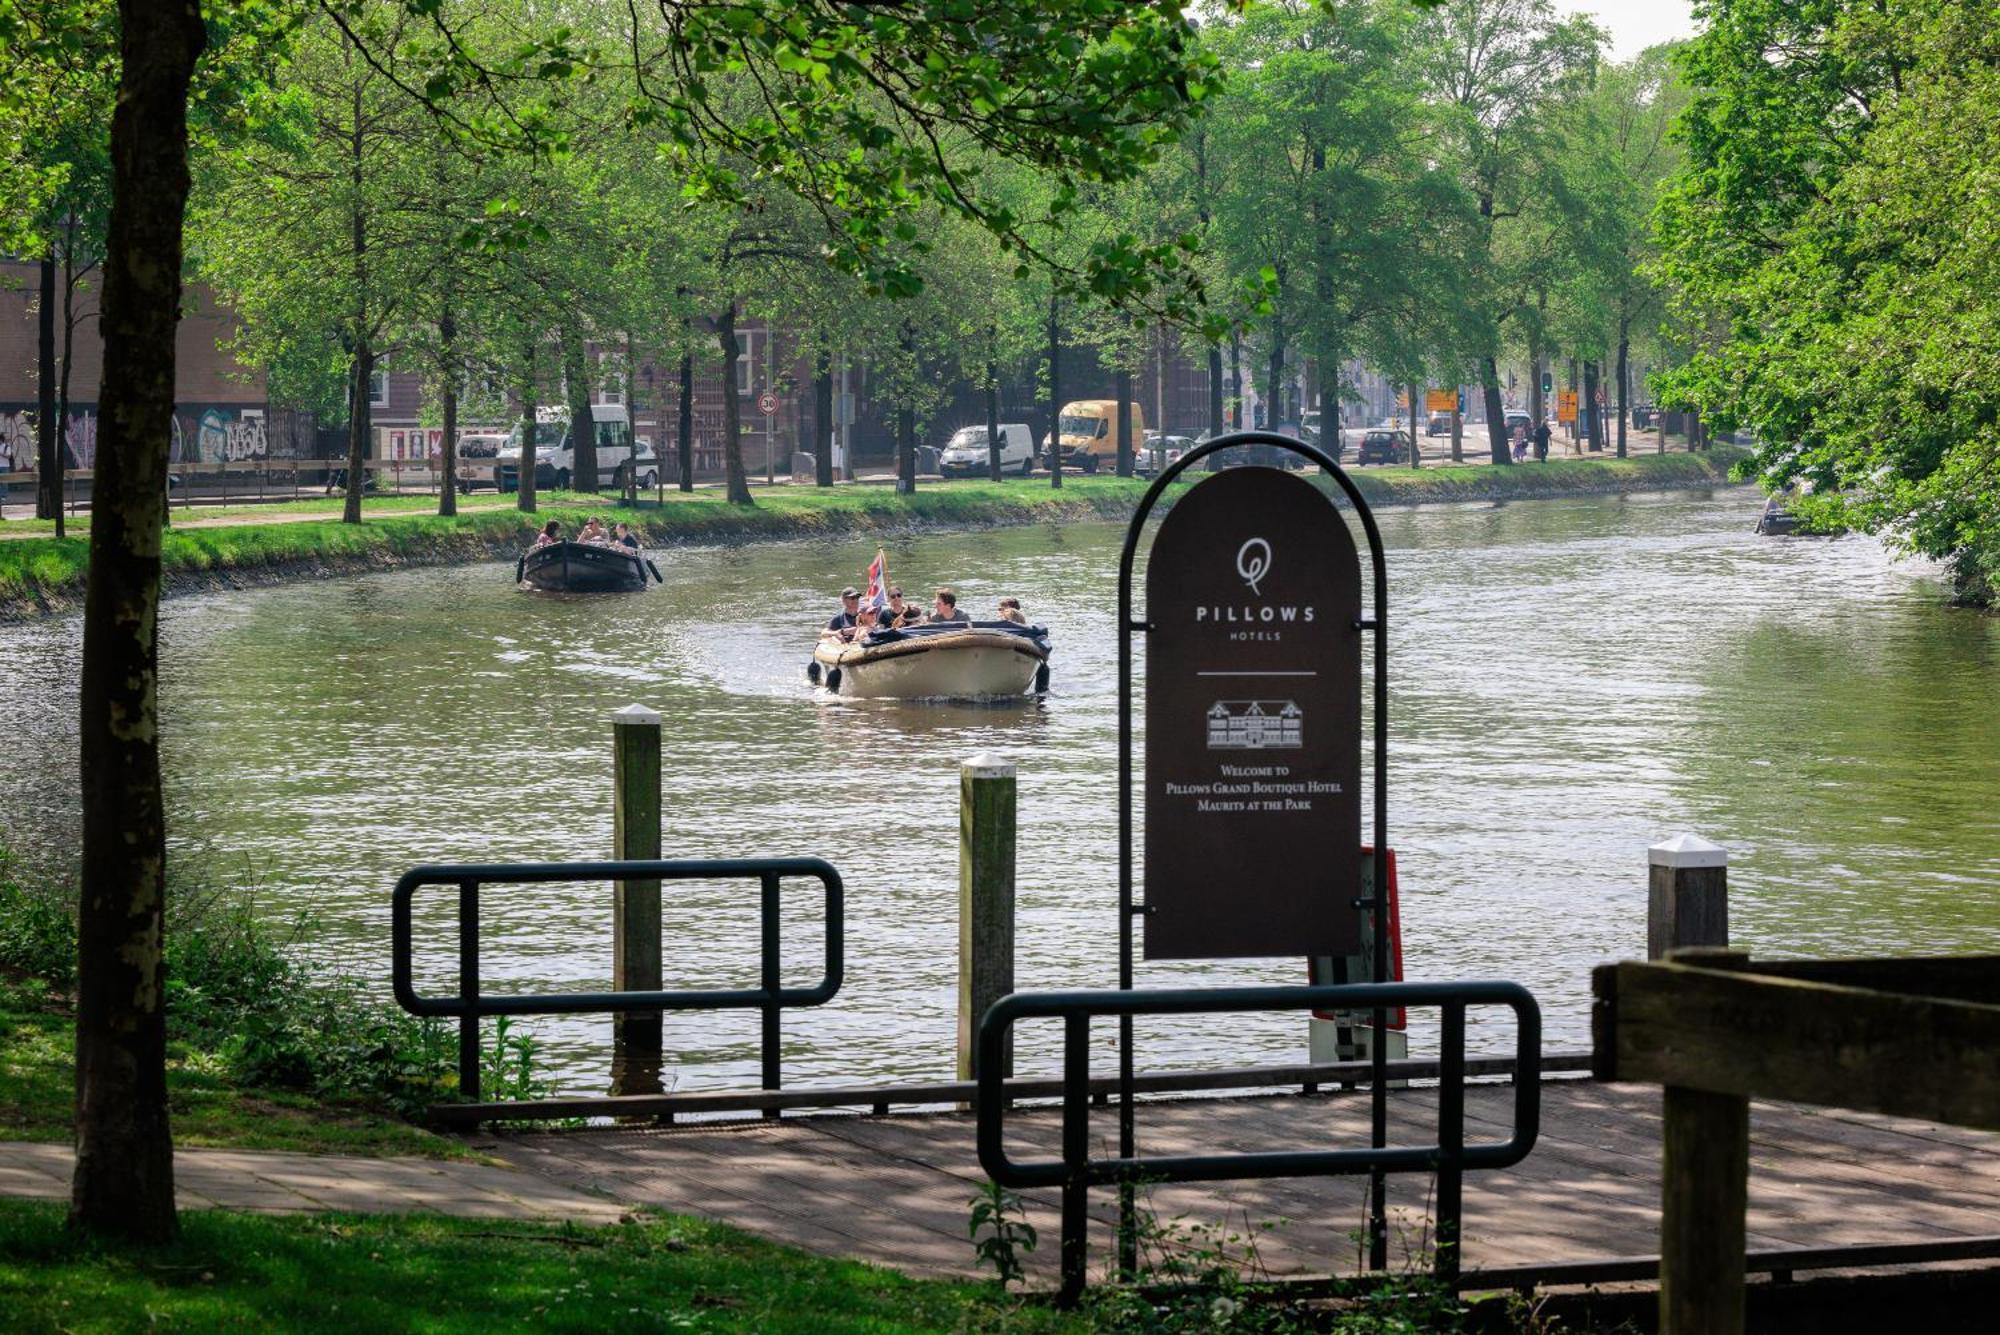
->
(811, 621), (1051, 700)
(516, 540), (661, 593)
(1755, 495), (1802, 536)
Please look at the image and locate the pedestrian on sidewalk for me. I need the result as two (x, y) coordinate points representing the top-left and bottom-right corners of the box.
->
(1532, 420), (1551, 463)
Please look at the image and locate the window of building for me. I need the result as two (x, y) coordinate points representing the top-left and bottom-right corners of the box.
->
(368, 360), (390, 408)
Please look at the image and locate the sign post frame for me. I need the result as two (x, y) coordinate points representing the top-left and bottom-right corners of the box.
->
(1116, 429), (1393, 1274)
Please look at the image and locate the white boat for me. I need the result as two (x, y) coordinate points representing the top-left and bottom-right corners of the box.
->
(811, 622), (1051, 700)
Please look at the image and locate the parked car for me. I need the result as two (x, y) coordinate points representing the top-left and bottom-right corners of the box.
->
(1426, 414), (1452, 437)
(939, 423), (1036, 476)
(1502, 409), (1532, 437)
(1137, 431), (1196, 476)
(496, 404), (635, 492)
(1355, 428), (1410, 466)
(1044, 398), (1145, 473)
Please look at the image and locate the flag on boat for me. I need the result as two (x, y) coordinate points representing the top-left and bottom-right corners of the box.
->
(864, 549), (889, 611)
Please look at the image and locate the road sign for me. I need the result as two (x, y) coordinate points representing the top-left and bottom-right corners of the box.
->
(1556, 390), (1578, 424)
(1143, 466), (1363, 960)
(1424, 389), (1456, 413)
(757, 391), (779, 417)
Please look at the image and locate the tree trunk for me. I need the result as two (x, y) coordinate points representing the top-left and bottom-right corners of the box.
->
(1450, 388), (1463, 464)
(1046, 292), (1062, 490)
(344, 339), (371, 523)
(516, 339), (538, 514)
(985, 335), (1002, 483)
(73, 0), (206, 1246)
(896, 324), (917, 495)
(437, 310), (457, 517)
(676, 346), (693, 492)
(1115, 361), (1134, 477)
(716, 302), (751, 505)
(54, 233), (80, 539)
(1481, 357), (1508, 465)
(813, 350), (833, 487)
(1267, 335), (1286, 431)
(1207, 344), (1224, 437)
(1583, 360), (1601, 452)
(624, 331), (640, 504)
(1407, 383), (1422, 470)
(36, 253), (60, 521)
(1616, 328), (1630, 459)
(1229, 334), (1243, 430)
(564, 326), (596, 494)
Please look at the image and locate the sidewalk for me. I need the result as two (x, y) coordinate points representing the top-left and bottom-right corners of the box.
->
(0, 1140), (629, 1222)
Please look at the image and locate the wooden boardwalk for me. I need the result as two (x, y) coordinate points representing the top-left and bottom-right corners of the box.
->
(473, 1078), (2000, 1285)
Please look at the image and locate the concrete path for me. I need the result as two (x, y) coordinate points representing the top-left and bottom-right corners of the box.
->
(0, 1140), (628, 1222)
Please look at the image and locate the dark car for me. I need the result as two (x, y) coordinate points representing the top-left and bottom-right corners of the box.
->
(1426, 414), (1452, 437)
(1355, 429), (1409, 466)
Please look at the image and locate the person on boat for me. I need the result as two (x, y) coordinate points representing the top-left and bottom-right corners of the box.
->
(531, 520), (561, 548)
(997, 597), (1027, 625)
(613, 522), (641, 551)
(881, 586), (918, 628)
(579, 517), (610, 545)
(826, 587), (862, 635)
(931, 587), (971, 624)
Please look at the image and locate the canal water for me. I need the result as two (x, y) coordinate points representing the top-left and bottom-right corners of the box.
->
(2, 483), (1997, 1093)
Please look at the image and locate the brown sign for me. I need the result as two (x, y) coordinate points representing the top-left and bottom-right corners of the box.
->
(1143, 466), (1363, 959)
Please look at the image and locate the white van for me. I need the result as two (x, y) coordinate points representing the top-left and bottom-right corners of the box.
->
(939, 422), (1036, 476)
(496, 405), (637, 492)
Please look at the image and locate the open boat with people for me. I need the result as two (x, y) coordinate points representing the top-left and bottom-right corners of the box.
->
(516, 540), (661, 593)
(811, 621), (1051, 699)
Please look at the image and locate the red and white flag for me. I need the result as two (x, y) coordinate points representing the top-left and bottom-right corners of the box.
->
(864, 549), (889, 611)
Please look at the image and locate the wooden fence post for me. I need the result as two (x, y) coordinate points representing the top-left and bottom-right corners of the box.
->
(957, 754), (1017, 1082)
(1649, 834), (1728, 960)
(611, 703), (663, 1095)
(1659, 945), (1751, 1335)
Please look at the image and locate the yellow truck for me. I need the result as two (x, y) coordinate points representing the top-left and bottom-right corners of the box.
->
(1045, 399), (1145, 474)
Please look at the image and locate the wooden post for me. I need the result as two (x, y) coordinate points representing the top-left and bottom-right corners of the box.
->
(1649, 834), (1727, 960)
(957, 754), (1017, 1081)
(1659, 945), (1751, 1335)
(611, 703), (663, 1094)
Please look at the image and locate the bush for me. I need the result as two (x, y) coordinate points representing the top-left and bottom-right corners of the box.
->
(0, 846), (455, 1119)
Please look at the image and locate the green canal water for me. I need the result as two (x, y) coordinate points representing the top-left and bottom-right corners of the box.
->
(2, 483), (1997, 1091)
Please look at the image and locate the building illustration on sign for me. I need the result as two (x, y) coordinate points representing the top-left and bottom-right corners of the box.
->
(1206, 700), (1304, 750)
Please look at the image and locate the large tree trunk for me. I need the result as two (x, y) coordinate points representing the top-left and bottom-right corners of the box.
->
(676, 345), (693, 492)
(344, 339), (371, 523)
(985, 335), (1002, 483)
(623, 331), (640, 504)
(1207, 344), (1224, 437)
(1266, 334), (1285, 431)
(1229, 333), (1243, 430)
(1481, 357), (1508, 465)
(563, 326), (596, 494)
(516, 339), (538, 514)
(1616, 326), (1630, 459)
(1046, 293), (1062, 490)
(896, 324), (917, 495)
(73, 0), (206, 1246)
(715, 302), (751, 505)
(812, 350), (833, 487)
(36, 253), (60, 521)
(1115, 361), (1134, 477)
(1583, 360), (1602, 452)
(54, 235), (80, 539)
(437, 311), (457, 517)
(1407, 383), (1422, 470)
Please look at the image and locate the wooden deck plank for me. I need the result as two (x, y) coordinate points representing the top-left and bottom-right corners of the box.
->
(474, 1079), (2000, 1284)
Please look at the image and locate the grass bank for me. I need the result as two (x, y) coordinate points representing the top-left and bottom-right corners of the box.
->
(0, 1201), (1082, 1334)
(0, 451), (1746, 620)
(0, 850), (474, 1159)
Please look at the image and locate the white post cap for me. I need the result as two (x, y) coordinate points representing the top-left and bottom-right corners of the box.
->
(611, 703), (662, 726)
(962, 753), (1016, 780)
(1649, 833), (1727, 869)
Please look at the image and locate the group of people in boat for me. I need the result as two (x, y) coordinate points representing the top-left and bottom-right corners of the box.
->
(823, 585), (1028, 642)
(529, 517), (641, 552)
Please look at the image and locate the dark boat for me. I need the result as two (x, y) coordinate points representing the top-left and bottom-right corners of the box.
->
(1756, 496), (1802, 536)
(515, 540), (660, 593)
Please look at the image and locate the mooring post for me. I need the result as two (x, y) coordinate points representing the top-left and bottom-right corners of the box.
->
(1648, 833), (1728, 960)
(611, 703), (664, 1094)
(1659, 945), (1751, 1335)
(957, 754), (1017, 1082)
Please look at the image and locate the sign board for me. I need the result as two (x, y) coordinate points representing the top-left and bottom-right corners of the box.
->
(1556, 390), (1578, 424)
(1424, 389), (1456, 413)
(757, 391), (779, 417)
(1143, 467), (1363, 959)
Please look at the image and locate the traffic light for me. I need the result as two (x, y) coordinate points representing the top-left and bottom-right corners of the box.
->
(1540, 370), (1553, 395)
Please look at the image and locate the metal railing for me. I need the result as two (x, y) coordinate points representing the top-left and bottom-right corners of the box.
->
(975, 980), (1542, 1304)
(392, 857), (843, 1101)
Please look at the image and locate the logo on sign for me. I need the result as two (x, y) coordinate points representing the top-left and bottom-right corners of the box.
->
(1236, 538), (1271, 595)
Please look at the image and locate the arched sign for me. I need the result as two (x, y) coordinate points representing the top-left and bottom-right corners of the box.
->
(1143, 466), (1363, 959)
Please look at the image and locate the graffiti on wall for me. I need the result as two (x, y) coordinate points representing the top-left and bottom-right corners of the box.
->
(0, 409), (100, 471)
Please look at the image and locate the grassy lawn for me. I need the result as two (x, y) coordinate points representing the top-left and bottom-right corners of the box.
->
(0, 975), (468, 1161)
(0, 1200), (1074, 1334)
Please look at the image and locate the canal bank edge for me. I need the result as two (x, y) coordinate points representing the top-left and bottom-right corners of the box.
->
(0, 449), (1747, 621)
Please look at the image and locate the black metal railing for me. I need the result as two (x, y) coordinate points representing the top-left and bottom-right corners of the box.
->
(392, 857), (843, 1101)
(975, 980), (1541, 1304)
